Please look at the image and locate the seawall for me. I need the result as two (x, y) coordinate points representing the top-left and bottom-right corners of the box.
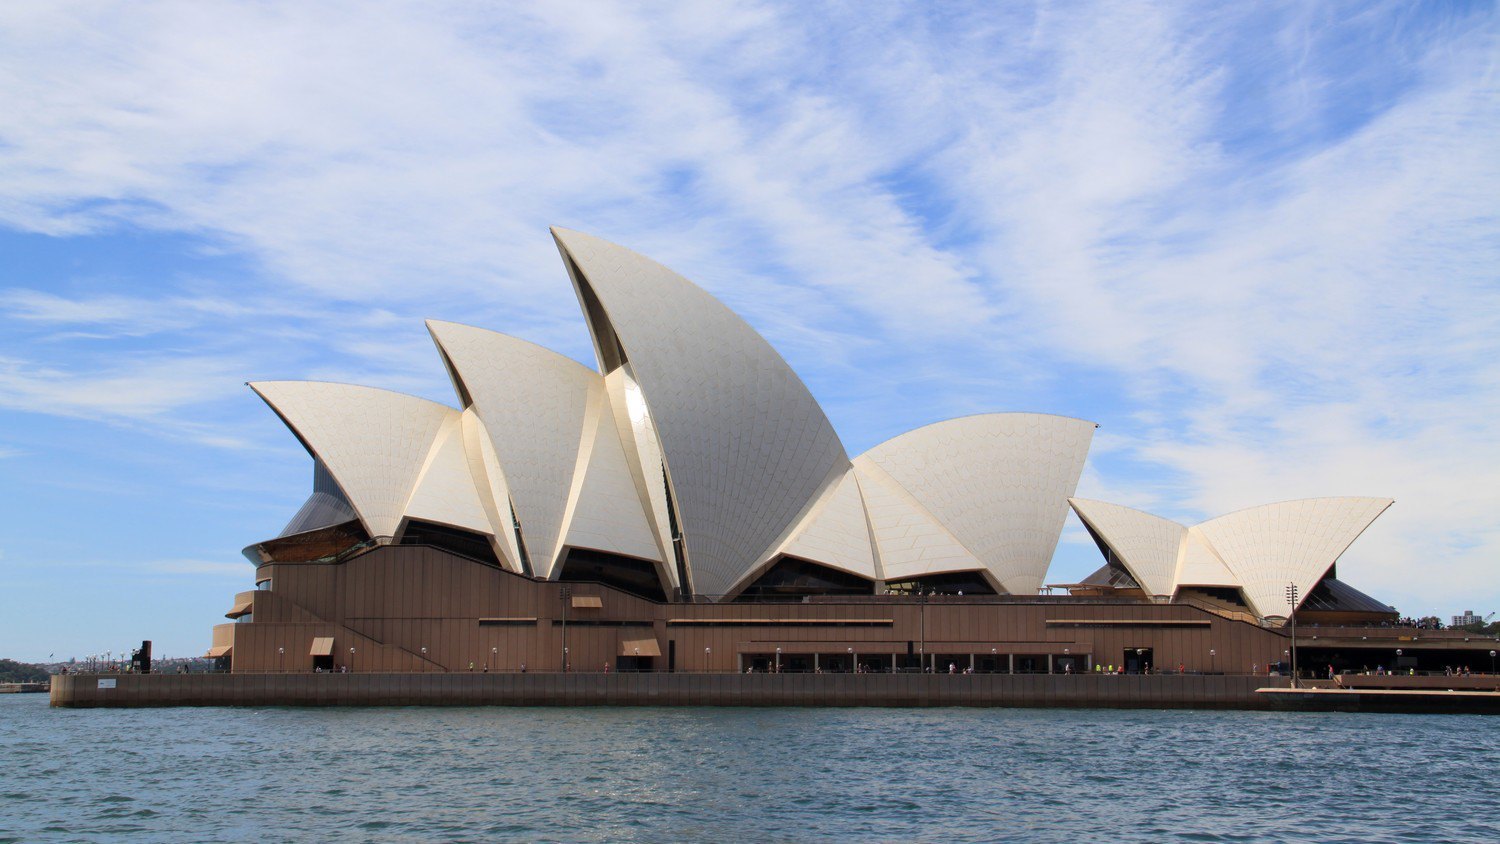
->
(50, 672), (1288, 709)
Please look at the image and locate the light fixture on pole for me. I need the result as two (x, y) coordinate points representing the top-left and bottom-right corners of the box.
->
(560, 585), (571, 672)
(1209, 649), (1216, 674)
(348, 646), (355, 672)
(1285, 582), (1300, 688)
(776, 647), (782, 673)
(704, 646), (711, 673)
(278, 646), (284, 672)
(1490, 649), (1496, 675)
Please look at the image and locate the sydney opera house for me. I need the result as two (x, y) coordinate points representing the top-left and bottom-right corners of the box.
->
(203, 229), (1490, 679)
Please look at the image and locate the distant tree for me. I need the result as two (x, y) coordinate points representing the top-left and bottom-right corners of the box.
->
(0, 659), (49, 683)
(1457, 620), (1500, 637)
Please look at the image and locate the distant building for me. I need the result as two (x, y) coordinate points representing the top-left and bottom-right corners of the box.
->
(1452, 610), (1481, 627)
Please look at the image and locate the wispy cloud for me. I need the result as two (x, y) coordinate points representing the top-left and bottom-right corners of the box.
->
(0, 0), (1495, 628)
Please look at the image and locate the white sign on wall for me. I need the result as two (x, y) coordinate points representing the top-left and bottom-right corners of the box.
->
(97, 679), (116, 689)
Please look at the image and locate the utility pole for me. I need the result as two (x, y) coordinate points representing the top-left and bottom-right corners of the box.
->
(1285, 582), (1299, 689)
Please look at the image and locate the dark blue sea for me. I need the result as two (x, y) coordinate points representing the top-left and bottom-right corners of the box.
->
(2, 693), (1495, 843)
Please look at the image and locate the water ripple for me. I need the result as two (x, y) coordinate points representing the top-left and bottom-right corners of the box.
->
(2, 696), (1497, 842)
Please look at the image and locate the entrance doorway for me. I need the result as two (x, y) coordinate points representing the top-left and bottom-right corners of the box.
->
(1124, 648), (1154, 674)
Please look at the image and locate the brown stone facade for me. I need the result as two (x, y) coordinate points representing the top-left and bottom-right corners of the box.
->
(215, 545), (1303, 676)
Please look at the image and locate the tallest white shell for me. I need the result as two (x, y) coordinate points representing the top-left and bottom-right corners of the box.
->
(552, 228), (850, 597)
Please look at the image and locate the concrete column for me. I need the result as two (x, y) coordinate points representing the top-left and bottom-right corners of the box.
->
(1047, 654), (1054, 675)
(1008, 654), (1015, 674)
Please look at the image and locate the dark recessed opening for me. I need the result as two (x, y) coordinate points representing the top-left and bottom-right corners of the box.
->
(886, 571), (997, 596)
(558, 548), (667, 602)
(734, 556), (874, 602)
(399, 520), (502, 568)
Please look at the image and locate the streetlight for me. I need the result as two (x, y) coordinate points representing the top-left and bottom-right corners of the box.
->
(348, 647), (355, 672)
(1396, 648), (1403, 675)
(1285, 582), (1300, 688)
(847, 646), (853, 673)
(1209, 649), (1216, 674)
(559, 585), (571, 673)
(278, 646), (284, 673)
(704, 646), (711, 673)
(420, 646), (427, 672)
(491, 647), (498, 672)
(1490, 650), (1496, 675)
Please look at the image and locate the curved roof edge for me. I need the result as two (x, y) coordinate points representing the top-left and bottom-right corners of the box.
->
(859, 412), (1096, 595)
(1067, 498), (1186, 598)
(550, 226), (850, 598)
(249, 380), (458, 540)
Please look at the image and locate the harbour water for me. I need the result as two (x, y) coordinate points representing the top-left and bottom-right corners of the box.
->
(2, 694), (1495, 842)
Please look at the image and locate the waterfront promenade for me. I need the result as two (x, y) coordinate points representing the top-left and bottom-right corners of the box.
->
(52, 671), (1288, 709)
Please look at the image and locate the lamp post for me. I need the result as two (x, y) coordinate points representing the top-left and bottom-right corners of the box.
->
(278, 646), (284, 673)
(775, 647), (782, 673)
(919, 592), (927, 671)
(491, 647), (497, 672)
(1285, 582), (1300, 688)
(704, 646), (711, 674)
(1395, 648), (1403, 675)
(847, 646), (854, 673)
(348, 647), (355, 673)
(1491, 650), (1496, 675)
(1209, 649), (1216, 674)
(420, 647), (427, 672)
(559, 585), (571, 672)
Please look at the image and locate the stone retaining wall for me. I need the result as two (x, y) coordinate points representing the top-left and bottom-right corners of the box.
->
(51, 672), (1286, 709)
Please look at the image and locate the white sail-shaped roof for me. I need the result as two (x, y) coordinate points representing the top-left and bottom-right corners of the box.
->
(459, 408), (523, 572)
(1070, 496), (1394, 618)
(860, 414), (1095, 595)
(1069, 498), (1186, 597)
(602, 367), (677, 578)
(751, 466), (877, 585)
(1176, 530), (1238, 588)
(558, 384), (666, 568)
(250, 381), (455, 540)
(1193, 497), (1394, 618)
(853, 458), (987, 585)
(402, 412), (492, 537)
(552, 227), (849, 597)
(427, 320), (602, 577)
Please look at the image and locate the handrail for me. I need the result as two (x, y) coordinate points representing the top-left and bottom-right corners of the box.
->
(1171, 595), (1270, 627)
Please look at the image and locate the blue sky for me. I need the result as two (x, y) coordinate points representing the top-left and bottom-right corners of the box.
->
(2, 1), (1497, 661)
